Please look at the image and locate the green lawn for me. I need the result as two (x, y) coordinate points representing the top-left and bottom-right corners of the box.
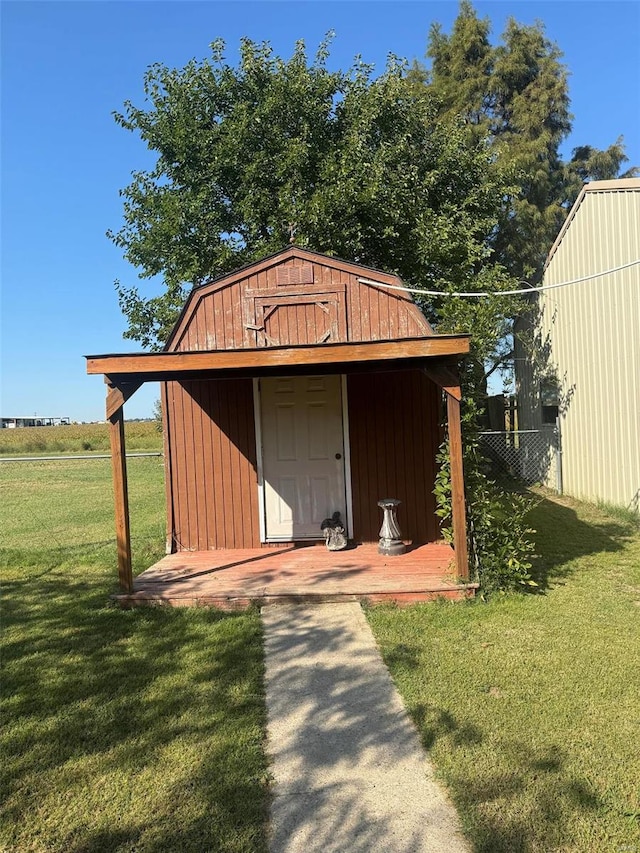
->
(1, 458), (269, 853)
(367, 493), (640, 853)
(3, 459), (639, 852)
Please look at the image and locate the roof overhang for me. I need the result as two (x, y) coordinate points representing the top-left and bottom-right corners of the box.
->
(86, 334), (470, 384)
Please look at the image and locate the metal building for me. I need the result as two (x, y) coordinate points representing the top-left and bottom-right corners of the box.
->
(515, 179), (640, 512)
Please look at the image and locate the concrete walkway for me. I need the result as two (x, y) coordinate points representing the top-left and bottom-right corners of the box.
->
(262, 603), (471, 853)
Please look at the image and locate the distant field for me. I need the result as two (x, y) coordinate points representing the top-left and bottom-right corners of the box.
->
(0, 422), (162, 456)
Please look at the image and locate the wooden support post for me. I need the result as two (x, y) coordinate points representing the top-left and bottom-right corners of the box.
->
(109, 404), (133, 593)
(446, 391), (469, 581)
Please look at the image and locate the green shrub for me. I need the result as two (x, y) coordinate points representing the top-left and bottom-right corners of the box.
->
(435, 402), (538, 594)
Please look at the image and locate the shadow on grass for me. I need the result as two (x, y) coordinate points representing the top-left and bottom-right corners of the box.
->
(447, 743), (603, 853)
(261, 601), (608, 853)
(411, 703), (484, 750)
(386, 697), (603, 853)
(526, 492), (638, 590)
(1, 547), (269, 853)
(369, 485), (640, 851)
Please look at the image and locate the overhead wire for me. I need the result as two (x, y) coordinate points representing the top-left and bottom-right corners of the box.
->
(356, 258), (640, 298)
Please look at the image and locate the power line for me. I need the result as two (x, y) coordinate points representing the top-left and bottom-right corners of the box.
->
(357, 258), (640, 298)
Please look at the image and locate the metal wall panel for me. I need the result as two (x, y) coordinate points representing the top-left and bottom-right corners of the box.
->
(533, 182), (640, 509)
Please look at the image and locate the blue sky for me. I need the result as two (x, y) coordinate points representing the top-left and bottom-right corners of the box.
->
(2, 1), (639, 421)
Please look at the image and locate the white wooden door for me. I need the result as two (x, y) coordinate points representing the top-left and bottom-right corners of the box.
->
(260, 375), (346, 540)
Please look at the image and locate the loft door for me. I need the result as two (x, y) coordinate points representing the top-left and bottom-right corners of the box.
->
(260, 375), (346, 540)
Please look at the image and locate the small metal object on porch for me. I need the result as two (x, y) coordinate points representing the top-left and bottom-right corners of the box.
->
(378, 499), (406, 556)
(320, 511), (348, 551)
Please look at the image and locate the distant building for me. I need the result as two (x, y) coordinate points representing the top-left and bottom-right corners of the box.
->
(515, 179), (640, 512)
(1, 416), (71, 428)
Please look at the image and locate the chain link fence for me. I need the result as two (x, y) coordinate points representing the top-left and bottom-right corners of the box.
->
(479, 426), (562, 493)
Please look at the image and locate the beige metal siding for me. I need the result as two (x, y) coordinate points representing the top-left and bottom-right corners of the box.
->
(536, 182), (640, 510)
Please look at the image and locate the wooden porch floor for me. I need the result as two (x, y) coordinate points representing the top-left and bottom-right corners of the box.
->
(114, 542), (478, 609)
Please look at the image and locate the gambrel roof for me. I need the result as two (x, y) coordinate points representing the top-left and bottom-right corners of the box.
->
(164, 246), (433, 353)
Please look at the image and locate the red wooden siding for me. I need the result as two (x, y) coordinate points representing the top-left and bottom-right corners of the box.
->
(170, 254), (431, 352)
(163, 368), (442, 551)
(163, 378), (261, 551)
(347, 370), (442, 545)
(161, 250), (442, 553)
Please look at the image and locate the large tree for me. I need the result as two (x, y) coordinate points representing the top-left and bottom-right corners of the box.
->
(411, 0), (637, 283)
(110, 35), (519, 353)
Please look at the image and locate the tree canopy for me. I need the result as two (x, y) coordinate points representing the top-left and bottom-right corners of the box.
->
(110, 2), (635, 375)
(410, 0), (637, 282)
(110, 34), (521, 352)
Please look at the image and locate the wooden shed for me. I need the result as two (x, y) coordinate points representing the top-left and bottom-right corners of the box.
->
(87, 247), (474, 606)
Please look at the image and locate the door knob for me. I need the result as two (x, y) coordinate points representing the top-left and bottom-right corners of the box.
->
(335, 453), (342, 460)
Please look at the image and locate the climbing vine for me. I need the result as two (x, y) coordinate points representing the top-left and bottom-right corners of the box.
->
(434, 398), (538, 595)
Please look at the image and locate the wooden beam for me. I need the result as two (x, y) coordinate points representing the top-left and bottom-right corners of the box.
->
(446, 392), (469, 581)
(100, 360), (442, 386)
(86, 334), (471, 378)
(245, 284), (345, 298)
(108, 403), (133, 593)
(422, 361), (462, 400)
(106, 380), (143, 421)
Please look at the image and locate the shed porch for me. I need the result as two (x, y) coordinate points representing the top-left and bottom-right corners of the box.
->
(114, 542), (478, 609)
